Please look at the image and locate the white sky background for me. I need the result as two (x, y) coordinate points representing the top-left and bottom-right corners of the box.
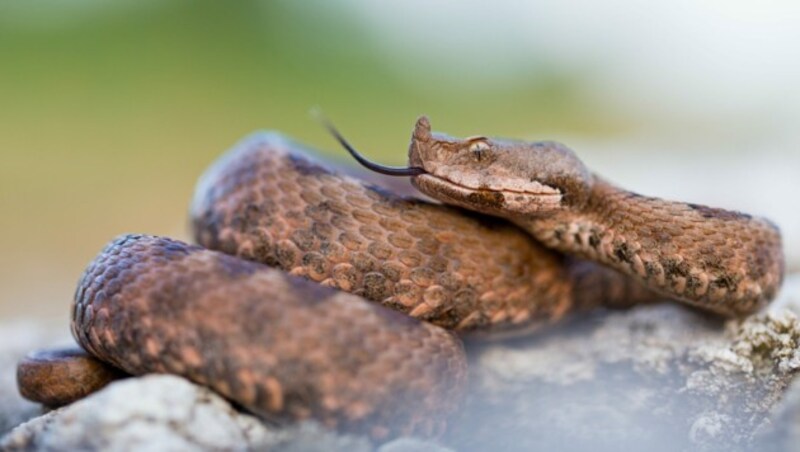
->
(343, 0), (800, 123)
(338, 0), (800, 269)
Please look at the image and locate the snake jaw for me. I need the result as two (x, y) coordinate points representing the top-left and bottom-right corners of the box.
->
(426, 164), (562, 197)
(412, 173), (563, 217)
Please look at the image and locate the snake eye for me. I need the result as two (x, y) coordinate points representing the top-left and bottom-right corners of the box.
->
(469, 141), (490, 162)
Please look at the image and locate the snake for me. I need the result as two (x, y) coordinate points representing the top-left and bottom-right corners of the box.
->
(16, 116), (784, 441)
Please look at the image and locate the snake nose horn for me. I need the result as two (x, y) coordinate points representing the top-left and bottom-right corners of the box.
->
(413, 116), (432, 142)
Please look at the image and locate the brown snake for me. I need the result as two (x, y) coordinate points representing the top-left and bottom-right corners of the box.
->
(17, 117), (784, 440)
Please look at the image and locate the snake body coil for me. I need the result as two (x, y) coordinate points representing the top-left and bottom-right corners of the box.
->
(20, 121), (785, 440)
(72, 235), (465, 438)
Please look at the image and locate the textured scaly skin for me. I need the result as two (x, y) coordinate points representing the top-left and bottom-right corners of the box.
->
(72, 234), (467, 439)
(406, 117), (784, 317)
(521, 177), (784, 316)
(190, 133), (656, 331)
(39, 133), (662, 439)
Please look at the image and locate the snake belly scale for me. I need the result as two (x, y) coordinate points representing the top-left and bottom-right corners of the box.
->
(19, 119), (785, 441)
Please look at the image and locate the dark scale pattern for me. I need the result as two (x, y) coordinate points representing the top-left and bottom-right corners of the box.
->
(403, 117), (783, 318)
(526, 177), (785, 316)
(190, 133), (605, 332)
(71, 234), (467, 440)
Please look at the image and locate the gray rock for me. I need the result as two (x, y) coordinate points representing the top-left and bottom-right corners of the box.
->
(378, 437), (453, 452)
(0, 375), (374, 452)
(757, 378), (800, 451)
(444, 273), (800, 452)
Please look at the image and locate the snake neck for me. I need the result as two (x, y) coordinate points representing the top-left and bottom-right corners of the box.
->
(518, 176), (784, 316)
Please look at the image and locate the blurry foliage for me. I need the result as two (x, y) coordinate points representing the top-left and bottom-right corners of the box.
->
(0, 0), (613, 321)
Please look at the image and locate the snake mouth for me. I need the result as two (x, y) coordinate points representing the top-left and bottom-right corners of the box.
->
(413, 173), (563, 215)
(320, 114), (563, 214)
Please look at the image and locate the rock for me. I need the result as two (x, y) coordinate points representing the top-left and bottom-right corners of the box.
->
(445, 276), (800, 451)
(1, 373), (447, 451)
(444, 274), (800, 452)
(378, 437), (454, 452)
(757, 378), (800, 451)
(0, 375), (374, 452)
(752, 274), (800, 451)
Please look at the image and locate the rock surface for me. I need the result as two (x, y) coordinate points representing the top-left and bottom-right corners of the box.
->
(448, 306), (799, 451)
(1, 275), (798, 451)
(758, 377), (800, 451)
(0, 375), (444, 452)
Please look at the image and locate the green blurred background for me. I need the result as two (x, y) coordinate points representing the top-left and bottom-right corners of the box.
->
(1, 0), (798, 326)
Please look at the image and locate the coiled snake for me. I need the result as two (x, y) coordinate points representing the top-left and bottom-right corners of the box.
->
(17, 117), (784, 440)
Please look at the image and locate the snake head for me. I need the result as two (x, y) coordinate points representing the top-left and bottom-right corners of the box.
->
(324, 114), (593, 219)
(407, 116), (593, 218)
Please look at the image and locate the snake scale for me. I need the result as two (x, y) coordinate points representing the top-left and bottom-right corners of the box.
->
(17, 117), (784, 440)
